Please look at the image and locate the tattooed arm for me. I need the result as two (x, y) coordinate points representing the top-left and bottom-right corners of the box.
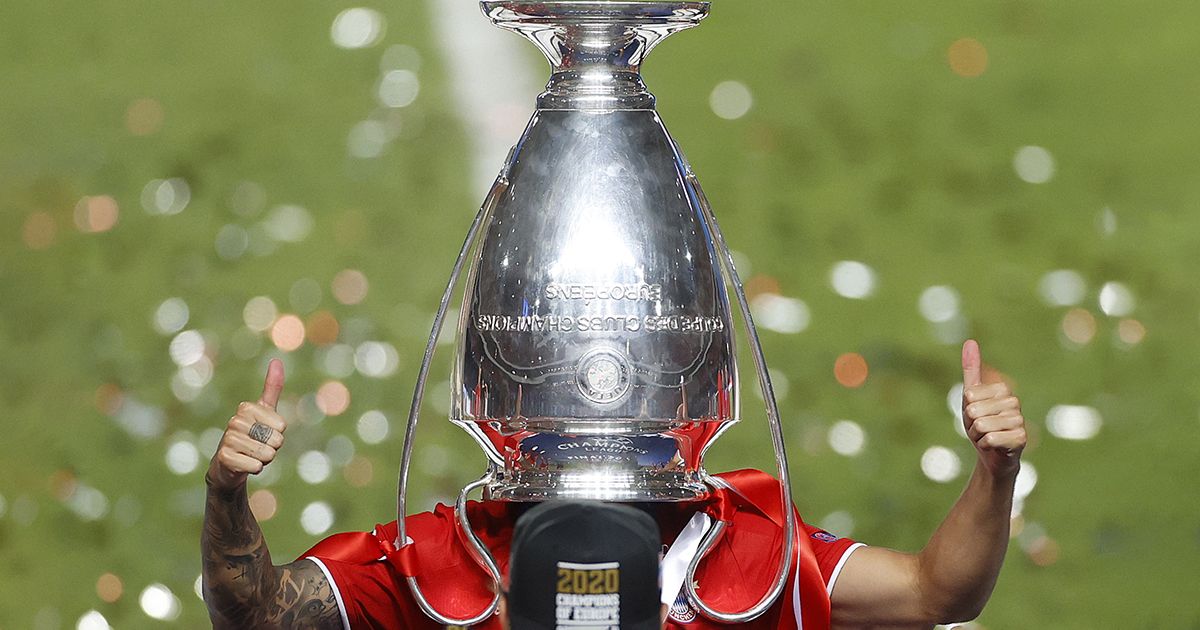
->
(202, 481), (342, 628)
(201, 360), (343, 629)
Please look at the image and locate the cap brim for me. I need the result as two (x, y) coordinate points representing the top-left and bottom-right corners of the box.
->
(506, 612), (552, 630)
(625, 616), (663, 630)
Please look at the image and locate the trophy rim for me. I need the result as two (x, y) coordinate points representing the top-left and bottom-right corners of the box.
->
(482, 0), (710, 24)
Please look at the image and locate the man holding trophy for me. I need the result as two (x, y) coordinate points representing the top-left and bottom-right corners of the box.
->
(202, 2), (1027, 628)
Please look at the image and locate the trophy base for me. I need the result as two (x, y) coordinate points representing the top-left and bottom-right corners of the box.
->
(485, 469), (710, 502)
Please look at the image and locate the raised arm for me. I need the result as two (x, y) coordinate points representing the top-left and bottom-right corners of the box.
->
(829, 340), (1026, 627)
(201, 359), (343, 629)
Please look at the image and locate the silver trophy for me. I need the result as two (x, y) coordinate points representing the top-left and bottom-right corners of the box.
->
(395, 1), (795, 624)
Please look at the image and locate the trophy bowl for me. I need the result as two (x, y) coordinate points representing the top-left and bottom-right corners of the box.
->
(449, 0), (738, 502)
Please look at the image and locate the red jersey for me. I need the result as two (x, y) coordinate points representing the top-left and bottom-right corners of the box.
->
(301, 470), (862, 629)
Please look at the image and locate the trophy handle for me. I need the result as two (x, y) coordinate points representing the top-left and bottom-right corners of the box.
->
(683, 171), (798, 624)
(395, 162), (509, 624)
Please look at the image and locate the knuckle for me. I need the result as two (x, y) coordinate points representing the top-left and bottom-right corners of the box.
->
(262, 409), (283, 425)
(238, 401), (253, 413)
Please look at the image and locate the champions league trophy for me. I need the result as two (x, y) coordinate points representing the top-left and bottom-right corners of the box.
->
(395, 2), (795, 624)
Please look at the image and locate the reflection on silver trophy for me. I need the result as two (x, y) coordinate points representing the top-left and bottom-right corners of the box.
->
(395, 2), (796, 623)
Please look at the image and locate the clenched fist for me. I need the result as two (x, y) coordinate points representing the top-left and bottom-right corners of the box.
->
(961, 340), (1026, 479)
(206, 359), (288, 491)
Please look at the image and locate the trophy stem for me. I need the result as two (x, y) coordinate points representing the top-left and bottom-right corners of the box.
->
(482, 1), (709, 110)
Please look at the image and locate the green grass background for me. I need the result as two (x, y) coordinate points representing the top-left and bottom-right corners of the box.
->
(1, 1), (1197, 628)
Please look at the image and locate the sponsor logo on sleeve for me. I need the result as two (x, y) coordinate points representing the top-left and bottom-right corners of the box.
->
(810, 531), (840, 543)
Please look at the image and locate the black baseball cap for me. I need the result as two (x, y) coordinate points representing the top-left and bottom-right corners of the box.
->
(506, 501), (662, 630)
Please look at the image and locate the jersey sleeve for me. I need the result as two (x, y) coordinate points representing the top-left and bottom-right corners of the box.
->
(306, 554), (440, 630)
(799, 520), (864, 593)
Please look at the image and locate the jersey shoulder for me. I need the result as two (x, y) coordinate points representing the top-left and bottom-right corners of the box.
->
(302, 502), (514, 629)
(713, 469), (862, 584)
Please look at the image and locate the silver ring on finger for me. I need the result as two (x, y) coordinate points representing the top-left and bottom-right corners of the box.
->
(248, 422), (274, 445)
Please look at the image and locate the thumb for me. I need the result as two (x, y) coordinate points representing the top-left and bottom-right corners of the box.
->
(259, 358), (285, 410)
(961, 339), (982, 388)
